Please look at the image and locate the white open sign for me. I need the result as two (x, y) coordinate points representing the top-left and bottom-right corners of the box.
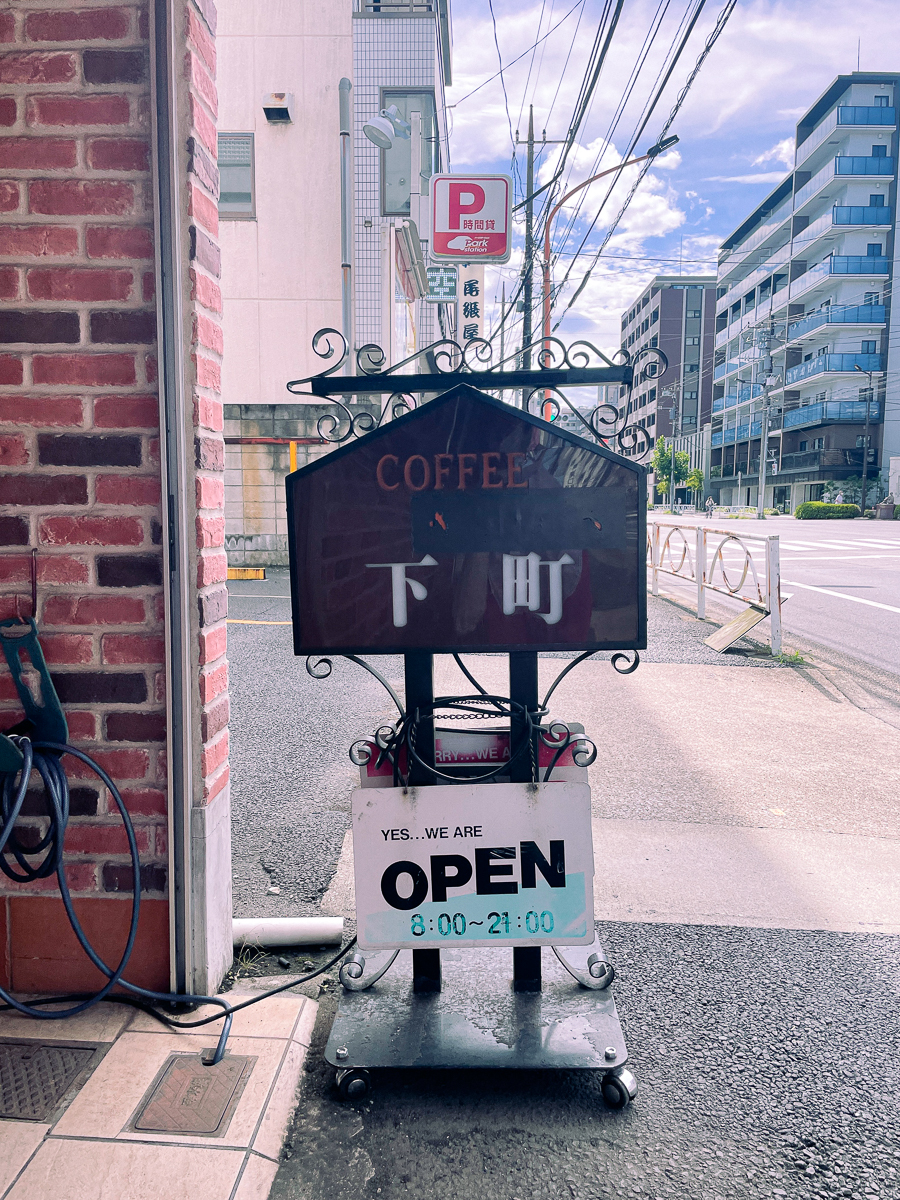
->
(352, 782), (594, 949)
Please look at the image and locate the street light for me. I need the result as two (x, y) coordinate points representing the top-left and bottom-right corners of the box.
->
(541, 135), (680, 402)
(854, 363), (875, 513)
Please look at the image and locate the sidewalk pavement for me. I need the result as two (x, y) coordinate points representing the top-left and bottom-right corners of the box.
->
(324, 641), (900, 937)
(0, 992), (316, 1200)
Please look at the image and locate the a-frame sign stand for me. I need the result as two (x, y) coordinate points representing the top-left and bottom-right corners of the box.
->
(287, 342), (652, 1108)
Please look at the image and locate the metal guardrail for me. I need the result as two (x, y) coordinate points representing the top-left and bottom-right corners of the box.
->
(647, 520), (782, 653)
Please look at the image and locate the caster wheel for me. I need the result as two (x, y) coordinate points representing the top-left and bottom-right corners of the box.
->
(336, 1067), (372, 1101)
(601, 1066), (637, 1110)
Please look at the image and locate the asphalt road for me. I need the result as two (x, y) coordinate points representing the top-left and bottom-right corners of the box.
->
(653, 515), (900, 674)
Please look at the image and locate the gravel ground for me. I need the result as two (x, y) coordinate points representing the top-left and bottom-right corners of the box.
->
(275, 923), (900, 1200)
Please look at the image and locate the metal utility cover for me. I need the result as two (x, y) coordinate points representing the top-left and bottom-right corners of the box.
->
(286, 384), (646, 655)
(0, 1040), (98, 1122)
(131, 1053), (255, 1136)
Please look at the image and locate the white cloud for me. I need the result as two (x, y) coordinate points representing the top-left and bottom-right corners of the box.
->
(443, 0), (900, 355)
(754, 137), (794, 168)
(705, 172), (788, 184)
(649, 149), (681, 171)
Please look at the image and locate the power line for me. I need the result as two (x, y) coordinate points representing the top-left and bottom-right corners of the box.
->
(553, 0), (739, 330)
(552, 0), (709, 290)
(446, 0), (585, 111)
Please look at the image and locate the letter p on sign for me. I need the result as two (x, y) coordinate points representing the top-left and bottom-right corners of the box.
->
(431, 174), (512, 263)
(448, 183), (486, 228)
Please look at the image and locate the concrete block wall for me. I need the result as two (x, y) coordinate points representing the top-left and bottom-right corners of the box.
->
(225, 401), (377, 565)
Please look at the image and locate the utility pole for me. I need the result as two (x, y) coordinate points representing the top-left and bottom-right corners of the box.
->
(855, 364), (874, 512)
(500, 281), (506, 367)
(521, 107), (535, 371)
(755, 321), (777, 519)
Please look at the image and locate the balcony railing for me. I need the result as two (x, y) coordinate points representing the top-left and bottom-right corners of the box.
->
(782, 399), (883, 429)
(832, 204), (892, 224)
(837, 105), (897, 126)
(829, 254), (889, 273)
(355, 0), (437, 10)
(718, 199), (793, 279)
(795, 156), (895, 210)
(834, 154), (894, 175)
(797, 106), (896, 165)
(739, 382), (764, 404)
(779, 447), (874, 472)
(790, 256), (889, 300)
(785, 352), (882, 386)
(787, 304), (886, 341)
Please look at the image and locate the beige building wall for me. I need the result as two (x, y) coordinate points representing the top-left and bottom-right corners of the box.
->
(218, 1), (352, 561)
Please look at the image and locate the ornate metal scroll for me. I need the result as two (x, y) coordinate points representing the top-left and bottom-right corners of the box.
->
(286, 329), (669, 463)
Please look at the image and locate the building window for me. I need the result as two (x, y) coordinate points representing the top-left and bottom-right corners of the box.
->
(813, 437), (825, 449)
(647, 412), (655, 426)
(867, 243), (883, 256)
(799, 440), (808, 451)
(875, 94), (890, 106)
(685, 336), (700, 346)
(871, 143), (887, 157)
(380, 88), (438, 217)
(869, 193), (886, 206)
(648, 387), (657, 403)
(218, 133), (255, 217)
(649, 334), (658, 348)
(686, 308), (701, 318)
(862, 340), (877, 353)
(651, 307), (658, 323)
(864, 291), (880, 304)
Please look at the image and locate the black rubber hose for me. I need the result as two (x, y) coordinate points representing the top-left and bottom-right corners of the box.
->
(0, 736), (355, 1064)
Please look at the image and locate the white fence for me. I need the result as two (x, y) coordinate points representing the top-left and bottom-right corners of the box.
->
(647, 521), (783, 654)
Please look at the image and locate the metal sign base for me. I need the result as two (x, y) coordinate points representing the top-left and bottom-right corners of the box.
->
(325, 945), (629, 1080)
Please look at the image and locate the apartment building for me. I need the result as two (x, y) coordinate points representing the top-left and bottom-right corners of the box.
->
(711, 72), (898, 510)
(619, 274), (716, 496)
(217, 0), (452, 565)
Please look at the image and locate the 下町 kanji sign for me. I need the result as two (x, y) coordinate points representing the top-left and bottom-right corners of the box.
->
(286, 385), (645, 654)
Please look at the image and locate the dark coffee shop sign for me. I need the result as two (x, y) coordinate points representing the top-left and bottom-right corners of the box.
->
(286, 385), (646, 655)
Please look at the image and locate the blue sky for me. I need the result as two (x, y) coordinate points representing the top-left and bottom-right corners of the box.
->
(442, 0), (893, 355)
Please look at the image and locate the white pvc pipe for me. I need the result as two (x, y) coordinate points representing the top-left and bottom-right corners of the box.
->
(233, 916), (344, 948)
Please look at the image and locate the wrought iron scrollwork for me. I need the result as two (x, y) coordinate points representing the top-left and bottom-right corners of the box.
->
(287, 328), (668, 463)
(611, 650), (640, 675)
(539, 721), (598, 782)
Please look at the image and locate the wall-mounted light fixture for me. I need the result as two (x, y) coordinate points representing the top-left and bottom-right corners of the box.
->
(263, 92), (294, 123)
(362, 105), (410, 150)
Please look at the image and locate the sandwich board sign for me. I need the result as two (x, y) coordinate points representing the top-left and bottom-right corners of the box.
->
(352, 781), (594, 950)
(286, 384), (646, 656)
(431, 174), (512, 262)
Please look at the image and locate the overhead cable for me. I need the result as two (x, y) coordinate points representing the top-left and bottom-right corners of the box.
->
(553, 0), (738, 330)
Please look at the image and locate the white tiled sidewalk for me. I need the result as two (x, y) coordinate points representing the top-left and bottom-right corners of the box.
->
(0, 992), (316, 1200)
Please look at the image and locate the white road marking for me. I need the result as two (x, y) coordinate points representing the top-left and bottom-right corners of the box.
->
(781, 579), (900, 614)
(780, 554), (900, 563)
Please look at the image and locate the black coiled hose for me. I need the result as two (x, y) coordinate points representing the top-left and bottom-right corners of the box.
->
(0, 736), (355, 1063)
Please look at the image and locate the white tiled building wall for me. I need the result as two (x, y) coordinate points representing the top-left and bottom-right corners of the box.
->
(353, 14), (445, 351)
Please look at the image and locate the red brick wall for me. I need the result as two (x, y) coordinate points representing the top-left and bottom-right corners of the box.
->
(0, 0), (228, 994)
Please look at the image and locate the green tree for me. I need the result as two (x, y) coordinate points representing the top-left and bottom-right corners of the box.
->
(685, 467), (704, 492)
(651, 437), (690, 499)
